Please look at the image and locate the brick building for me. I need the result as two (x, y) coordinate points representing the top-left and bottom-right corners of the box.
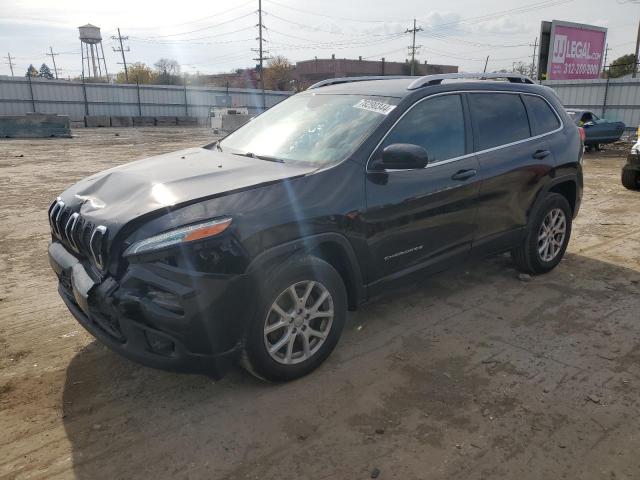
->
(293, 55), (458, 89)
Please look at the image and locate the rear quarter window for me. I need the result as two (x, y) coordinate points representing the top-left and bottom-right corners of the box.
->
(523, 95), (561, 135)
(469, 93), (531, 151)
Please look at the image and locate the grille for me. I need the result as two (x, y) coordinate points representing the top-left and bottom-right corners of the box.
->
(48, 198), (108, 269)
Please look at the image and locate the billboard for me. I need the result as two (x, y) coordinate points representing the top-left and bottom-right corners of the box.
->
(538, 20), (607, 80)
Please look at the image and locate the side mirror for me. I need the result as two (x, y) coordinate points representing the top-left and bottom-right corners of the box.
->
(373, 143), (429, 170)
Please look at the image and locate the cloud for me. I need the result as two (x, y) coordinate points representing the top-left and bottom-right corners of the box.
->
(471, 16), (532, 35)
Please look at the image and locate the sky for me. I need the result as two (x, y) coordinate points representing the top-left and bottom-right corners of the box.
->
(0, 0), (638, 79)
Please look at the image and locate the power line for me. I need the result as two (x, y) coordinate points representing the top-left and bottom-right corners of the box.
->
(46, 47), (59, 79)
(267, 30), (405, 50)
(129, 26), (256, 44)
(406, 19), (423, 75)
(123, 0), (255, 31)
(137, 12), (256, 39)
(267, 27), (404, 45)
(265, 11), (392, 37)
(263, 0), (404, 24)
(417, 0), (575, 34)
(418, 31), (529, 49)
(112, 28), (130, 82)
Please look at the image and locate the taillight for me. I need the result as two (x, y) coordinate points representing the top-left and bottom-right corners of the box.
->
(578, 127), (586, 142)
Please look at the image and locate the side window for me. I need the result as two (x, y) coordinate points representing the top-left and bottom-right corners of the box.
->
(523, 95), (561, 135)
(469, 93), (531, 151)
(382, 94), (466, 163)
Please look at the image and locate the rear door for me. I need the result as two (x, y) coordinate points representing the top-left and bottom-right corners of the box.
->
(363, 93), (481, 284)
(469, 92), (553, 254)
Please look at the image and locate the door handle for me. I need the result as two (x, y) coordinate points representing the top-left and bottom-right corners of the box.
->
(451, 169), (477, 181)
(533, 149), (551, 159)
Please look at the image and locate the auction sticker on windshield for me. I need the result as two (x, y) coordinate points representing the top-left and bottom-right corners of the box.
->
(353, 99), (396, 115)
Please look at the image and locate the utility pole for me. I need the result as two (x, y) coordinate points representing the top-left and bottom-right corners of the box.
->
(530, 37), (538, 79)
(634, 19), (640, 78)
(252, 0), (269, 110)
(46, 47), (59, 79)
(406, 19), (423, 76)
(5, 52), (15, 76)
(603, 43), (611, 77)
(483, 56), (490, 73)
(112, 28), (130, 82)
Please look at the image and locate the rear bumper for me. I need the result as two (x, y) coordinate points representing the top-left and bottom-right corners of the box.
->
(49, 241), (248, 378)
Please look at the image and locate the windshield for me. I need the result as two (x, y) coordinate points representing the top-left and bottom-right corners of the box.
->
(218, 93), (400, 165)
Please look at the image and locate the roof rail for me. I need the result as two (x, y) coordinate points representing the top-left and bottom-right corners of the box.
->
(407, 72), (535, 90)
(307, 75), (411, 90)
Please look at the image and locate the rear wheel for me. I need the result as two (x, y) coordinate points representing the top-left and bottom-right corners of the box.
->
(243, 256), (347, 382)
(622, 169), (640, 190)
(511, 193), (572, 274)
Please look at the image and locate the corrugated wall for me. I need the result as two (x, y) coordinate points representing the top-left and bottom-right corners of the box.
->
(542, 78), (640, 130)
(0, 77), (292, 121)
(2, 76), (638, 129)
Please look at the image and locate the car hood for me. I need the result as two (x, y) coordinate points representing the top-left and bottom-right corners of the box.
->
(60, 147), (317, 227)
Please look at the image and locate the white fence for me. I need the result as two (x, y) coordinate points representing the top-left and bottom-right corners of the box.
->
(542, 78), (640, 130)
(0, 76), (292, 121)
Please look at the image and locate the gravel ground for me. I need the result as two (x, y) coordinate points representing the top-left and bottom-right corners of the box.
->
(1, 128), (639, 480)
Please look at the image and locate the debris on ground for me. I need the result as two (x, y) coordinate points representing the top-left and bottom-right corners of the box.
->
(586, 394), (601, 404)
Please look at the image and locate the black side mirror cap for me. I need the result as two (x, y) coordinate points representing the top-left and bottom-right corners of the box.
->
(372, 143), (429, 170)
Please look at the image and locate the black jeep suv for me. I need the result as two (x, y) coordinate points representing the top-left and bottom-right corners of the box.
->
(48, 73), (583, 381)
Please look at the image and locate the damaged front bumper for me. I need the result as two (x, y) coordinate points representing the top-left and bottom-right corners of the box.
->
(49, 241), (247, 378)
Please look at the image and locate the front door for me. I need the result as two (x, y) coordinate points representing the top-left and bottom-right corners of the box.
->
(363, 93), (481, 285)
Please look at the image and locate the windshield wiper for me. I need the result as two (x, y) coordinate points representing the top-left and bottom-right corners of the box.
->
(235, 152), (285, 163)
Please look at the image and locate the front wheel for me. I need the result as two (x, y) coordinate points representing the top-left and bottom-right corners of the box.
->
(511, 193), (572, 274)
(243, 256), (347, 382)
(622, 168), (640, 190)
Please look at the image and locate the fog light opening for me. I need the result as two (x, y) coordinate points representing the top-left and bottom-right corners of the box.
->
(144, 331), (176, 356)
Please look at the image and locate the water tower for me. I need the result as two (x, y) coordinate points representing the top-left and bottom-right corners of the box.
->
(79, 24), (109, 79)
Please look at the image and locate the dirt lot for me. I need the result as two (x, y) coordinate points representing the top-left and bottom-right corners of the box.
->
(1, 128), (639, 480)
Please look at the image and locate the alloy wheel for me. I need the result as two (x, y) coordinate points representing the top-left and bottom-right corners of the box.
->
(537, 208), (567, 262)
(263, 280), (334, 365)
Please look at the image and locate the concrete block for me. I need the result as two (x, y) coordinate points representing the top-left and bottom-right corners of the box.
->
(221, 114), (250, 133)
(132, 116), (155, 126)
(176, 116), (198, 126)
(85, 115), (111, 127)
(110, 116), (133, 127)
(0, 113), (71, 138)
(155, 116), (177, 126)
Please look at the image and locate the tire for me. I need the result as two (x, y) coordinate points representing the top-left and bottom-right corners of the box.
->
(242, 255), (347, 382)
(511, 193), (572, 275)
(622, 169), (640, 190)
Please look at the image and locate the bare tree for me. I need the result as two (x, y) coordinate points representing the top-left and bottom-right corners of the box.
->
(512, 61), (533, 76)
(264, 55), (293, 91)
(154, 58), (181, 85)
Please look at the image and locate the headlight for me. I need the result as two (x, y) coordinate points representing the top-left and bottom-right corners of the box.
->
(124, 217), (232, 256)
